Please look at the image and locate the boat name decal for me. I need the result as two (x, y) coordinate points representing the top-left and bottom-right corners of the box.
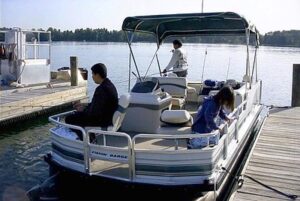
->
(91, 151), (127, 159)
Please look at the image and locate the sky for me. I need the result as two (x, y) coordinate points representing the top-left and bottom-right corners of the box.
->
(1, 0), (300, 34)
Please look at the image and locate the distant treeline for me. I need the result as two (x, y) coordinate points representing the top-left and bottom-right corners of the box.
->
(47, 28), (300, 47)
(262, 30), (300, 47)
(1, 27), (300, 47)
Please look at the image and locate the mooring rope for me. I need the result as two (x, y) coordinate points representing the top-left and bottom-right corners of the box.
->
(221, 166), (298, 200)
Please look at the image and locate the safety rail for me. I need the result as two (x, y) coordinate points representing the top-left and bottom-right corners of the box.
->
(49, 112), (133, 179)
(131, 99), (248, 178)
(230, 100), (248, 141)
(0, 29), (51, 60)
(48, 98), (249, 181)
(132, 131), (225, 179)
(24, 42), (50, 60)
(49, 111), (90, 173)
(22, 30), (51, 60)
(87, 130), (133, 180)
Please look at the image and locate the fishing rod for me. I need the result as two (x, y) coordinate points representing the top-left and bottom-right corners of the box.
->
(200, 48), (208, 90)
(226, 57), (231, 81)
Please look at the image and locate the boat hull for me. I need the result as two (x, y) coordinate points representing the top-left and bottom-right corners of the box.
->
(43, 105), (267, 199)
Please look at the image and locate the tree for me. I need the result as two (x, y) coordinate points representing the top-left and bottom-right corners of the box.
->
(42, 27), (300, 47)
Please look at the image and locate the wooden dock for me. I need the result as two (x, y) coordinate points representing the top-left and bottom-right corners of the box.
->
(0, 82), (87, 126)
(229, 107), (300, 201)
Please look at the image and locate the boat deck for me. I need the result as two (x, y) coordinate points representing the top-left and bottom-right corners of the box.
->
(229, 107), (300, 201)
(0, 81), (87, 126)
(89, 138), (188, 178)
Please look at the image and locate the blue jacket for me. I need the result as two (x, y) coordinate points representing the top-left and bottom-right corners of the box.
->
(191, 96), (228, 133)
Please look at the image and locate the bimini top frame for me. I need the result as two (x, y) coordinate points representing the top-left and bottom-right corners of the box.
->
(122, 12), (260, 90)
(122, 12), (259, 45)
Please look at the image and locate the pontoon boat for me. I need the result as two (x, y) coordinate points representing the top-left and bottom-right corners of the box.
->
(43, 12), (268, 200)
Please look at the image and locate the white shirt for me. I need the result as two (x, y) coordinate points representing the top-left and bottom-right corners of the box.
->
(165, 47), (188, 72)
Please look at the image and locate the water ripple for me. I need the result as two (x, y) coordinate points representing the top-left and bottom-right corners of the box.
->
(0, 119), (52, 198)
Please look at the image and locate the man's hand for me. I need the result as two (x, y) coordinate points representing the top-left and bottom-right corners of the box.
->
(73, 101), (85, 112)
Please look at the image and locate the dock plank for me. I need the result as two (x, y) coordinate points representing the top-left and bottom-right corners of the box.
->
(0, 84), (87, 124)
(230, 107), (300, 201)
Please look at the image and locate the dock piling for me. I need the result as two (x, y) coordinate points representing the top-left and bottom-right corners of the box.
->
(292, 64), (300, 107)
(70, 56), (78, 86)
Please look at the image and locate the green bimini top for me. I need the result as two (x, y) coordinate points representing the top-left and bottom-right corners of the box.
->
(122, 12), (259, 44)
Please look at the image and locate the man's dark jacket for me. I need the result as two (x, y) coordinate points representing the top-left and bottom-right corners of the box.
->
(86, 78), (118, 127)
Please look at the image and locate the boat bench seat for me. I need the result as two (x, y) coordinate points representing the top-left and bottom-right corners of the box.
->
(158, 109), (193, 134)
(171, 98), (185, 109)
(85, 94), (131, 132)
(187, 86), (197, 94)
(161, 110), (192, 124)
(154, 77), (187, 109)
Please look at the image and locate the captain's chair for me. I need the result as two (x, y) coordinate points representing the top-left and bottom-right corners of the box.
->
(156, 77), (187, 109)
(85, 94), (131, 132)
(111, 94), (131, 131)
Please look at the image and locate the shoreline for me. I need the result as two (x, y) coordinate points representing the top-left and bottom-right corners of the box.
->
(49, 41), (300, 48)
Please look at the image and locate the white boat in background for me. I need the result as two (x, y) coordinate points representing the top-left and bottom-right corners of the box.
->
(0, 28), (51, 86)
(38, 12), (268, 200)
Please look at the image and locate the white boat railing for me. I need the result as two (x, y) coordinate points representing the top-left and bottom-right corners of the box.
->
(49, 111), (90, 173)
(132, 131), (224, 179)
(86, 129), (133, 180)
(48, 98), (249, 180)
(231, 100), (247, 141)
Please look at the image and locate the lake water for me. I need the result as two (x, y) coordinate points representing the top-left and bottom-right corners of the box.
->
(1, 42), (300, 200)
(51, 42), (300, 106)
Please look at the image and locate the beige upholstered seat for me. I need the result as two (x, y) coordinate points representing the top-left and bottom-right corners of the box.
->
(85, 94), (131, 132)
(155, 77), (187, 109)
(161, 110), (192, 124)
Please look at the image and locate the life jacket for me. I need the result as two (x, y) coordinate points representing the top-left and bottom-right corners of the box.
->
(0, 44), (6, 59)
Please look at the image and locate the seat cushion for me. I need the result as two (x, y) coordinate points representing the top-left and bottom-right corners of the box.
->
(187, 86), (196, 94)
(171, 98), (185, 107)
(161, 110), (191, 124)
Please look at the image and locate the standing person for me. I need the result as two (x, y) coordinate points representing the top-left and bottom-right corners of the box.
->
(65, 63), (118, 140)
(188, 86), (235, 149)
(162, 39), (188, 77)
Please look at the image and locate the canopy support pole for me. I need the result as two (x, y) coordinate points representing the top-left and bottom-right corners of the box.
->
(125, 31), (142, 82)
(255, 34), (259, 83)
(255, 53), (258, 82)
(156, 43), (162, 76)
(128, 52), (132, 92)
(244, 29), (251, 91)
(143, 46), (160, 80)
(156, 54), (162, 77)
(127, 32), (135, 92)
(250, 46), (258, 87)
(246, 29), (250, 78)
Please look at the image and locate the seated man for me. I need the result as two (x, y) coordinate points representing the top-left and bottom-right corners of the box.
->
(65, 63), (118, 140)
